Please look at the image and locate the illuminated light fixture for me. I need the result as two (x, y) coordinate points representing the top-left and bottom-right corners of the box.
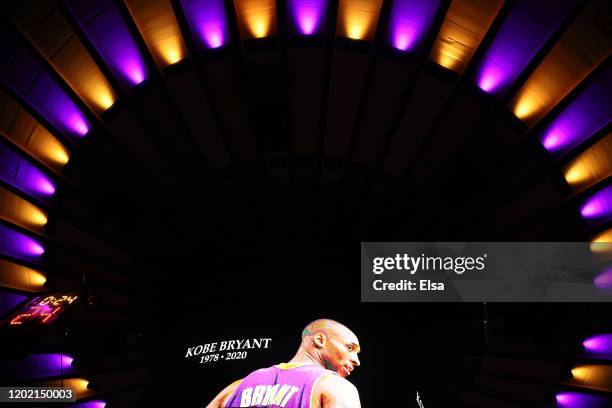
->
(97, 92), (115, 111)
(0, 224), (45, 259)
(65, 1), (148, 88)
(338, 0), (383, 41)
(35, 74), (91, 138)
(554, 391), (611, 407)
(39, 377), (90, 396)
(437, 47), (462, 71)
(2, 107), (71, 170)
(159, 38), (183, 65)
(539, 68), (612, 155)
(475, 0), (576, 94)
(564, 162), (589, 185)
(0, 188), (48, 230)
(73, 378), (91, 394)
(290, 0), (327, 35)
(570, 365), (590, 381)
(431, 0), (503, 73)
(0, 259), (46, 292)
(583, 334), (612, 355)
(0, 146), (57, 199)
(44, 135), (70, 166)
(563, 135), (612, 190)
(125, 0), (188, 68)
(594, 269), (612, 289)
(16, 354), (75, 378)
(181, 0), (230, 49)
(388, 0), (440, 52)
(76, 71), (116, 112)
(590, 229), (612, 254)
(22, 204), (48, 228)
(30, 269), (47, 287)
(579, 185), (612, 220)
(233, 0), (276, 39)
(0, 33), (90, 139)
(72, 400), (107, 408)
(514, 99), (536, 120)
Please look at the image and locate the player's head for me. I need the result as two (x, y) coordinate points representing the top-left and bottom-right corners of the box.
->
(301, 319), (360, 377)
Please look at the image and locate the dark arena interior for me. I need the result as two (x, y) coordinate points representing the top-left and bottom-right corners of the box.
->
(0, 0), (611, 407)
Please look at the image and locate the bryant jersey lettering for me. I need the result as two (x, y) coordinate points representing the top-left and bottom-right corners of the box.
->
(224, 363), (330, 408)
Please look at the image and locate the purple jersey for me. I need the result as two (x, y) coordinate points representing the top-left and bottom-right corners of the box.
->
(225, 363), (330, 408)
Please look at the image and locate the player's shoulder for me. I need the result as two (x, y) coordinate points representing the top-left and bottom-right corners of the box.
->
(316, 372), (358, 394)
(314, 372), (360, 407)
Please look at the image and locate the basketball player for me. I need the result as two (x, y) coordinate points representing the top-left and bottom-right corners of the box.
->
(205, 319), (361, 408)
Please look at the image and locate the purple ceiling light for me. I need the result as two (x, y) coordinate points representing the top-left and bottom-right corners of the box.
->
(0, 224), (45, 260)
(580, 184), (612, 221)
(388, 0), (440, 52)
(475, 0), (576, 94)
(583, 334), (612, 356)
(593, 270), (612, 290)
(65, 1), (148, 87)
(0, 290), (28, 319)
(72, 401), (107, 408)
(180, 0), (230, 49)
(555, 391), (612, 408)
(0, 30), (89, 138)
(289, 0), (327, 35)
(6, 354), (76, 379)
(540, 67), (612, 155)
(0, 145), (56, 199)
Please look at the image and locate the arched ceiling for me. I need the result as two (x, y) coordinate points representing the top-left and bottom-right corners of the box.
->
(0, 0), (611, 406)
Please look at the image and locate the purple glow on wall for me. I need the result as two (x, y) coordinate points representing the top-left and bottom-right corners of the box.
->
(289, 0), (327, 35)
(555, 391), (612, 408)
(0, 145), (56, 199)
(0, 290), (28, 318)
(181, 0), (230, 49)
(475, 0), (576, 94)
(0, 32), (89, 138)
(66, 2), (148, 87)
(8, 354), (76, 379)
(580, 185), (612, 221)
(583, 334), (612, 355)
(0, 224), (45, 260)
(540, 67), (612, 155)
(28, 72), (90, 137)
(72, 401), (106, 408)
(594, 270), (612, 290)
(388, 0), (440, 52)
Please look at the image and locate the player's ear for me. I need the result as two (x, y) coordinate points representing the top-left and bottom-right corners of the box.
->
(313, 333), (326, 348)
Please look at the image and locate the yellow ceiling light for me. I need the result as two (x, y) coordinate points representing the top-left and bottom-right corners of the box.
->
(39, 378), (92, 398)
(0, 259), (46, 292)
(513, 97), (537, 120)
(125, 0), (188, 68)
(0, 187), (48, 232)
(563, 134), (612, 190)
(29, 126), (71, 168)
(570, 364), (612, 388)
(248, 12), (271, 38)
(431, 0), (504, 73)
(88, 81), (116, 111)
(234, 0), (276, 40)
(590, 228), (612, 254)
(338, 0), (383, 41)
(507, 1), (610, 126)
(437, 46), (463, 71)
(159, 37), (183, 66)
(564, 162), (590, 185)
(49, 36), (118, 115)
